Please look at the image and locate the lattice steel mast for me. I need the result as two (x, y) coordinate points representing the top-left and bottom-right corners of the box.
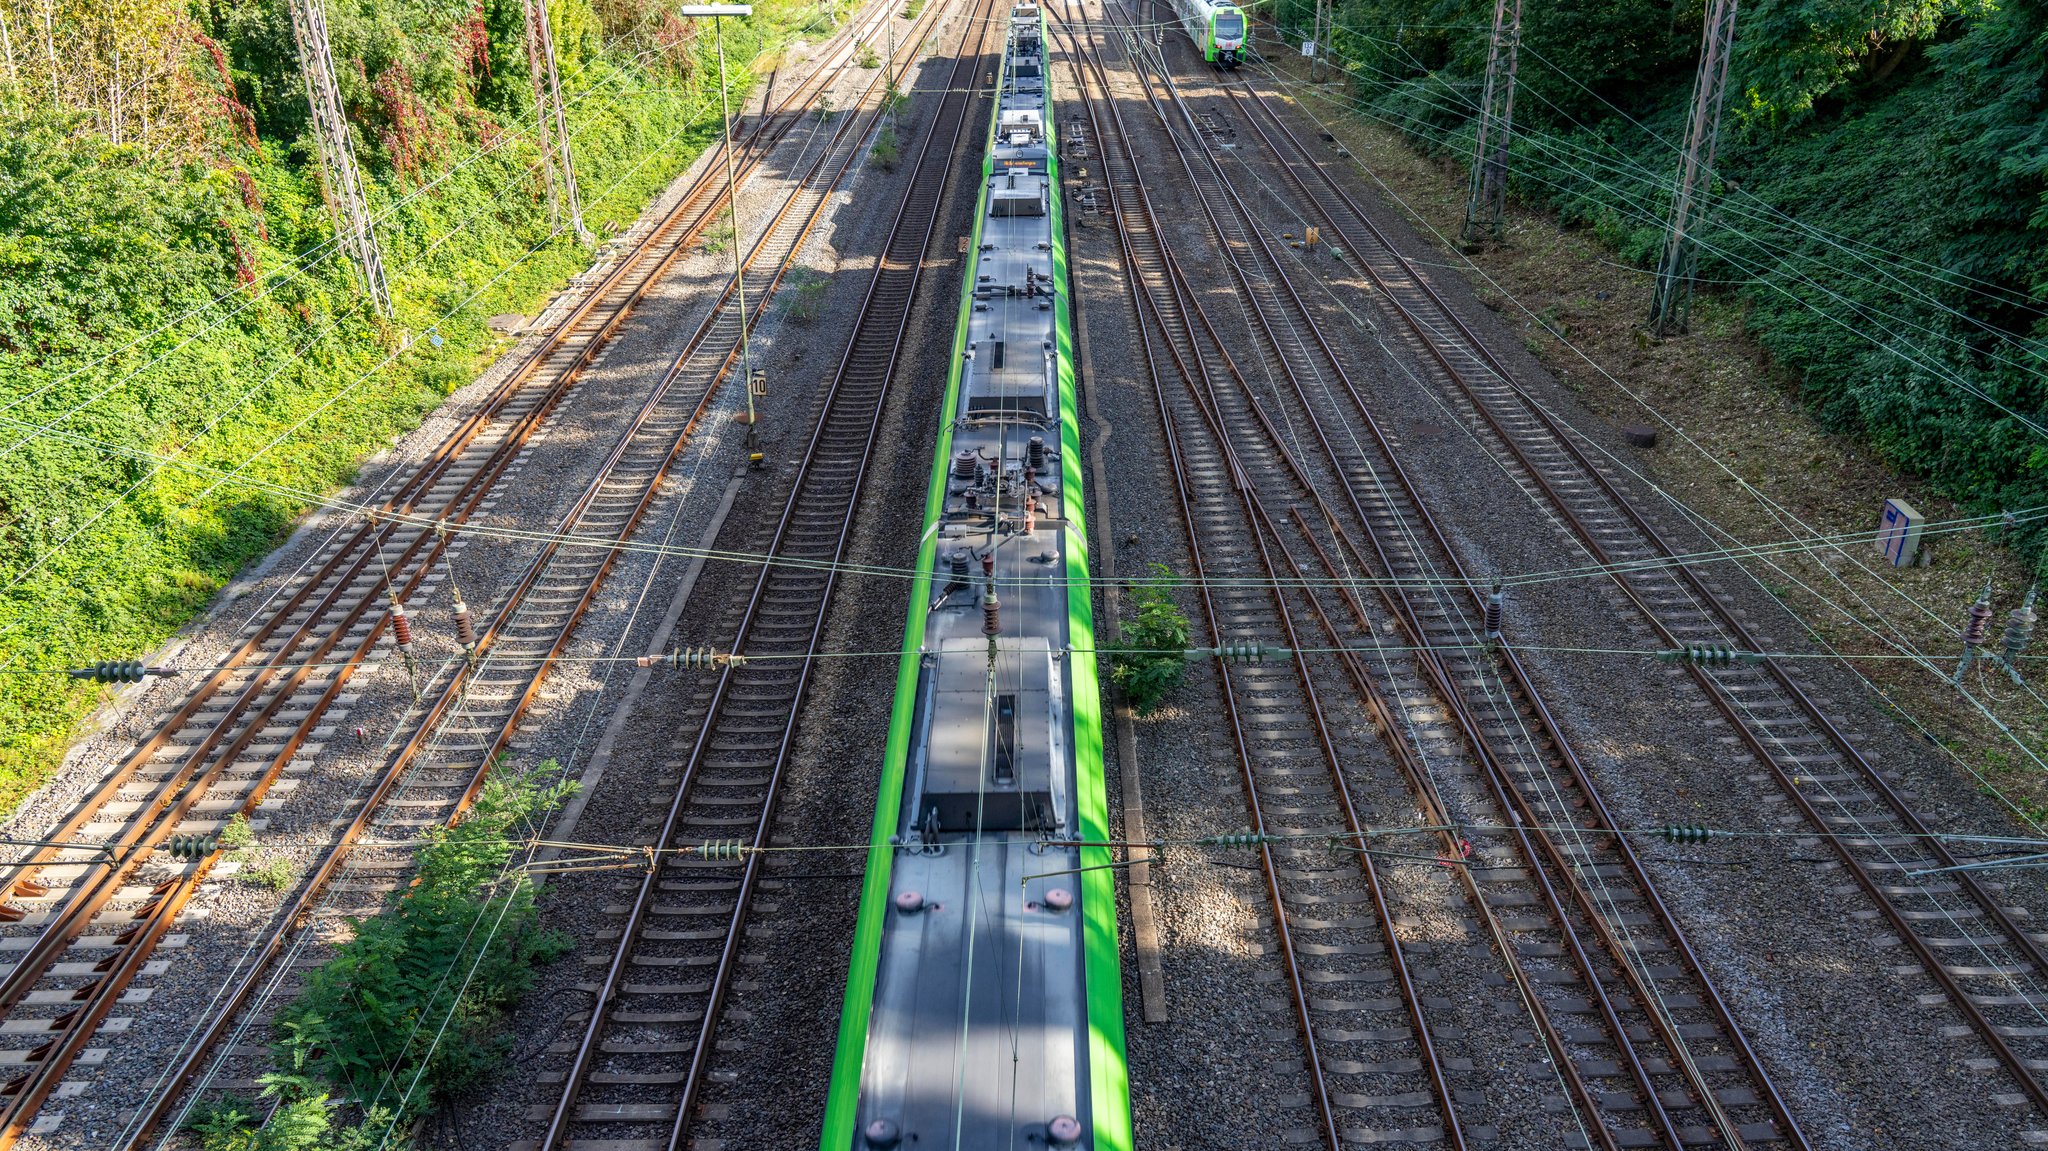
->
(1460, 0), (1522, 243)
(525, 0), (590, 241)
(288, 0), (391, 317)
(1648, 0), (1740, 336)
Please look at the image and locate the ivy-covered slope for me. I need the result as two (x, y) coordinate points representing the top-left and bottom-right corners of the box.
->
(1275, 0), (2048, 563)
(0, 0), (828, 810)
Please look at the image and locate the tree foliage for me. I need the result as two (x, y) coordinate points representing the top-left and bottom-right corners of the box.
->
(1280, 0), (2048, 571)
(0, 0), (835, 812)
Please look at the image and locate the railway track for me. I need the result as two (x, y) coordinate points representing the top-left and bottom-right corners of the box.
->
(522, 0), (1000, 1145)
(124, 6), (966, 1142)
(1059, 8), (1808, 1147)
(1217, 54), (2048, 1131)
(0, 4), (930, 1143)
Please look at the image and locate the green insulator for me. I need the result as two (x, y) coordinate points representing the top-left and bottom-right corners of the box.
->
(692, 839), (749, 860)
(165, 834), (219, 860)
(1658, 825), (1721, 844)
(1190, 641), (1292, 665)
(1657, 645), (1761, 667)
(69, 660), (148, 683)
(1198, 832), (1267, 847)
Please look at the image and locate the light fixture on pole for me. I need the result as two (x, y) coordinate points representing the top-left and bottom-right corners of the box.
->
(679, 4), (761, 433)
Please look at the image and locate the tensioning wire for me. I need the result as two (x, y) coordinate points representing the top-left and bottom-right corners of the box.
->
(1500, 35), (2048, 320)
(1263, 31), (2048, 407)
(0, 37), (727, 469)
(1249, 59), (2048, 827)
(1260, 43), (2048, 421)
(0, 75), (797, 664)
(0, 23), (770, 618)
(1288, 14), (2048, 325)
(1, 404), (2030, 605)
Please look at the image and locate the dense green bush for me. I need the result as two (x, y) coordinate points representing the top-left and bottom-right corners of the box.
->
(276, 761), (575, 1117)
(1111, 563), (1192, 715)
(0, 0), (836, 811)
(1271, 0), (2048, 569)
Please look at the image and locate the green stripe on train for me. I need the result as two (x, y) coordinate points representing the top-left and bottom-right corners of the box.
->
(817, 9), (1134, 1149)
(815, 35), (1000, 1151)
(1046, 91), (1138, 1151)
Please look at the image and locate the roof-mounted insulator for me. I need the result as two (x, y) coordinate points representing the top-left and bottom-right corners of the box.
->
(1657, 645), (1764, 667)
(637, 647), (746, 669)
(1188, 640), (1290, 664)
(67, 661), (176, 684)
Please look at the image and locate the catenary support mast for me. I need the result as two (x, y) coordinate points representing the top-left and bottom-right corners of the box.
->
(526, 0), (590, 241)
(1648, 0), (1740, 335)
(1460, 0), (1521, 243)
(289, 0), (391, 316)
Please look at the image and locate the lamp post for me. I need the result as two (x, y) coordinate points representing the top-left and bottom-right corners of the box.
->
(680, 4), (760, 434)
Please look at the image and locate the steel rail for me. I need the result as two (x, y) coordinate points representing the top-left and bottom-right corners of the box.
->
(1052, 15), (1481, 1147)
(0, 0), (906, 1027)
(0, 10), (925, 1143)
(1102, 32), (1710, 1150)
(1138, 40), (1808, 1143)
(1224, 65), (2048, 1122)
(109, 12), (955, 1144)
(0, 0), (897, 915)
(534, 1), (999, 1145)
(1095, 11), (1807, 1146)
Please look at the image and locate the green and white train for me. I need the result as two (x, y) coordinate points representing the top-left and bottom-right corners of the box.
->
(1171, 0), (1246, 66)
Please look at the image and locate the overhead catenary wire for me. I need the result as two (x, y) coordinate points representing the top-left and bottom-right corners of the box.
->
(1240, 35), (2048, 1007)
(1267, 23), (2048, 404)
(2, 398), (2032, 602)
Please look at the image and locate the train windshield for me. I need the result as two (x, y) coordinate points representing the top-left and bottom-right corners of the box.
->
(1214, 10), (1244, 38)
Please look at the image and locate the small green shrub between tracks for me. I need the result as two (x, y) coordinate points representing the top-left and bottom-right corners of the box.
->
(1111, 563), (1192, 715)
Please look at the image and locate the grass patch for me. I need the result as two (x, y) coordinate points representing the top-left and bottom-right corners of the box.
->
(784, 270), (830, 323)
(870, 124), (902, 170)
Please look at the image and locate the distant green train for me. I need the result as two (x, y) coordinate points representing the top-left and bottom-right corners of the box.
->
(1171, 0), (1246, 66)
